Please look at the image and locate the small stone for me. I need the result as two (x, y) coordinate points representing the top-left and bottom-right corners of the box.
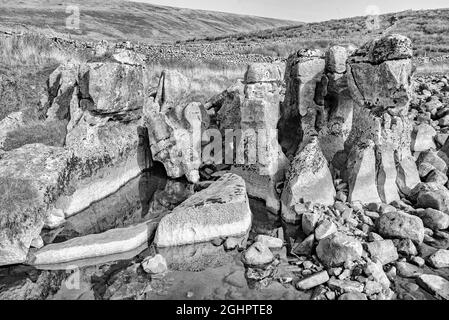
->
(411, 256), (425, 267)
(325, 291), (336, 300)
(385, 266), (397, 281)
(365, 240), (399, 265)
(425, 170), (448, 185)
(338, 292), (368, 300)
(424, 228), (434, 236)
(364, 260), (390, 289)
(255, 235), (283, 249)
(292, 234), (315, 256)
(337, 269), (351, 280)
(327, 278), (364, 293)
(315, 220), (337, 241)
(395, 261), (423, 278)
(242, 242), (274, 267)
(211, 238), (225, 246)
(414, 208), (449, 230)
(295, 271), (330, 291)
(428, 249), (449, 268)
(302, 260), (314, 269)
(368, 232), (384, 242)
(364, 211), (380, 220)
(329, 267), (343, 277)
(186, 291), (194, 298)
(342, 208), (354, 220)
(394, 239), (418, 257)
(417, 274), (449, 300)
(379, 204), (396, 214)
(302, 211), (322, 235)
(366, 202), (381, 212)
(224, 237), (239, 251)
(302, 269), (313, 277)
(141, 254), (167, 275)
(30, 236), (44, 249)
(364, 280), (383, 295)
(350, 202), (364, 212)
(335, 191), (347, 203)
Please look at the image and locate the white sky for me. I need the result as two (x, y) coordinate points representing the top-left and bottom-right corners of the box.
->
(129, 0), (449, 22)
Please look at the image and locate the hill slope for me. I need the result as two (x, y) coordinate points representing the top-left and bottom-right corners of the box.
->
(185, 8), (449, 58)
(0, 0), (297, 43)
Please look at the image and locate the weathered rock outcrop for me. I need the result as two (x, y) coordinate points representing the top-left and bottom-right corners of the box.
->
(0, 144), (75, 266)
(345, 34), (419, 203)
(281, 137), (335, 219)
(212, 63), (289, 213)
(45, 61), (152, 218)
(154, 173), (252, 247)
(143, 70), (208, 183)
(279, 49), (325, 157)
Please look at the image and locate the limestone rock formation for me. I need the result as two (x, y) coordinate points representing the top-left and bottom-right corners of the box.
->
(344, 34), (420, 202)
(143, 70), (207, 183)
(279, 49), (325, 157)
(154, 173), (252, 247)
(281, 137), (335, 219)
(346, 141), (382, 204)
(0, 144), (75, 266)
(217, 63), (289, 213)
(45, 61), (152, 217)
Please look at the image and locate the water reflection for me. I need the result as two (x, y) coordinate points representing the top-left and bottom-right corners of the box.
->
(139, 162), (168, 219)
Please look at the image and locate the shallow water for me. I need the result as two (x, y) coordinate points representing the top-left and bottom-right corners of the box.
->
(42, 162), (193, 244)
(1, 161), (302, 300)
(3, 164), (446, 300)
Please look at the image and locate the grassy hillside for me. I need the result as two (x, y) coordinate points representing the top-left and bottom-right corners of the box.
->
(182, 8), (449, 59)
(0, 0), (297, 43)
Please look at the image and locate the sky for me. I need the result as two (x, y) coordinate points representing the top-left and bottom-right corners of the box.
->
(130, 0), (449, 22)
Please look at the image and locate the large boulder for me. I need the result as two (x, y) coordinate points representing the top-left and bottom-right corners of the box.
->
(154, 173), (252, 247)
(413, 208), (449, 230)
(415, 183), (449, 213)
(417, 274), (449, 300)
(0, 144), (75, 266)
(316, 232), (363, 267)
(281, 137), (335, 219)
(78, 62), (145, 115)
(411, 123), (437, 152)
(376, 211), (425, 243)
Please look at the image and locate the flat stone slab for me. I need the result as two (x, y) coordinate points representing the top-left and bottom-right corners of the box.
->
(56, 156), (142, 218)
(417, 274), (449, 300)
(154, 173), (252, 247)
(26, 221), (158, 266)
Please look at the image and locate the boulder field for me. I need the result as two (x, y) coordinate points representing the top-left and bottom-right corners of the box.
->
(1, 34), (449, 301)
